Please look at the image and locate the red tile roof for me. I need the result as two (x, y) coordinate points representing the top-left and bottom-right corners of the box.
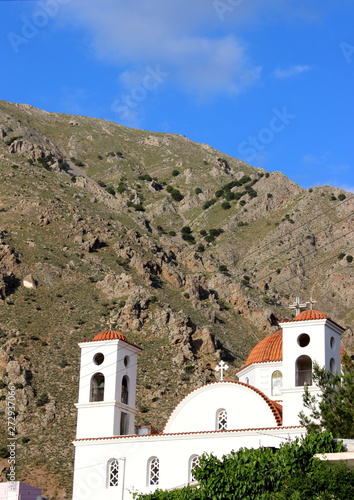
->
(92, 330), (128, 342)
(241, 330), (283, 369)
(294, 310), (328, 321)
(74, 425), (304, 442)
(282, 309), (345, 330)
(79, 330), (142, 350)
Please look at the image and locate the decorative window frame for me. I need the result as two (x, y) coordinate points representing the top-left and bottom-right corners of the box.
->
(147, 456), (160, 486)
(107, 458), (120, 487)
(189, 455), (200, 483)
(216, 408), (228, 430)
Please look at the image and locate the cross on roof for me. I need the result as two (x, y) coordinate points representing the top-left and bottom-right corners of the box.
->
(107, 317), (116, 330)
(215, 360), (229, 381)
(307, 297), (317, 310)
(289, 297), (309, 315)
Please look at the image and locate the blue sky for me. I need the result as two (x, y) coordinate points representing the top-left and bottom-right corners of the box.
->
(1, 0), (353, 190)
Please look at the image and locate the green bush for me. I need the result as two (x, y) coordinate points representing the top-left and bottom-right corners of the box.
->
(182, 233), (195, 244)
(37, 393), (49, 407)
(170, 189), (184, 202)
(0, 446), (9, 458)
(172, 169), (180, 177)
(347, 255), (353, 263)
(209, 228), (223, 238)
(105, 186), (115, 196)
(195, 188), (202, 195)
(202, 199), (217, 210)
(138, 174), (152, 181)
(338, 193), (346, 201)
(181, 226), (192, 234)
(219, 264), (228, 274)
(137, 432), (348, 500)
(221, 201), (231, 210)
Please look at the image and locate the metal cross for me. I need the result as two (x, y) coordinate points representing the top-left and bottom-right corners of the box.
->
(307, 297), (317, 310)
(289, 297), (309, 315)
(215, 360), (229, 381)
(107, 317), (116, 330)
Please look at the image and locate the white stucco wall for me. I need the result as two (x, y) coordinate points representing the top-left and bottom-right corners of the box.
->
(237, 361), (283, 400)
(72, 427), (305, 500)
(164, 382), (280, 433)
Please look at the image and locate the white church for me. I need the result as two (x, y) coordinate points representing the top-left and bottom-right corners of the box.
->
(72, 303), (345, 500)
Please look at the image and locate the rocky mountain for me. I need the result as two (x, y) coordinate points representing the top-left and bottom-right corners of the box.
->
(0, 100), (353, 499)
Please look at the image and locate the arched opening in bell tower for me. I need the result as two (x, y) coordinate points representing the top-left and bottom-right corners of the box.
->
(90, 373), (105, 402)
(295, 355), (312, 386)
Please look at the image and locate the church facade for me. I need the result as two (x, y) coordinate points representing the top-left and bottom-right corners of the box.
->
(72, 309), (344, 500)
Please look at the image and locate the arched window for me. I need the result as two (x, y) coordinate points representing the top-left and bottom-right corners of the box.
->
(121, 375), (129, 405)
(216, 409), (227, 430)
(90, 373), (105, 402)
(296, 356), (312, 386)
(330, 358), (336, 374)
(271, 370), (283, 396)
(189, 455), (200, 482)
(148, 457), (160, 486)
(108, 459), (119, 487)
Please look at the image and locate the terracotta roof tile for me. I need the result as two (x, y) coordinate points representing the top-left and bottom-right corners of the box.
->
(74, 425), (303, 442)
(282, 309), (345, 330)
(241, 330), (283, 369)
(79, 330), (142, 350)
(92, 330), (128, 342)
(294, 310), (328, 321)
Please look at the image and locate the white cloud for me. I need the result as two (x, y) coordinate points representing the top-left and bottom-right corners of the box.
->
(273, 65), (311, 79)
(55, 0), (337, 113)
(60, 0), (262, 99)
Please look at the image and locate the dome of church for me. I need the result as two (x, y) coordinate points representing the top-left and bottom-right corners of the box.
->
(293, 310), (328, 321)
(243, 329), (282, 368)
(92, 330), (128, 342)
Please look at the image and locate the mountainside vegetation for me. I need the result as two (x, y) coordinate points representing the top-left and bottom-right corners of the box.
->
(0, 100), (353, 498)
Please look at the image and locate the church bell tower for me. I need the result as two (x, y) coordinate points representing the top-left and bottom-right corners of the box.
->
(280, 302), (344, 427)
(75, 330), (142, 439)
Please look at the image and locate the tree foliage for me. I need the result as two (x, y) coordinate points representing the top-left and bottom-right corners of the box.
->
(299, 354), (354, 438)
(136, 432), (352, 500)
